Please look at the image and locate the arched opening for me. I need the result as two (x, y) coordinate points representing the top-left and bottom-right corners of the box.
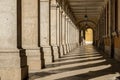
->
(85, 28), (93, 45)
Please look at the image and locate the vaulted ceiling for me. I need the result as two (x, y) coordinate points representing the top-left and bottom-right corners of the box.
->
(67, 0), (107, 27)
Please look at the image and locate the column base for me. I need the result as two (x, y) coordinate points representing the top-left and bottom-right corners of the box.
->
(62, 44), (67, 55)
(0, 49), (28, 80)
(72, 44), (75, 49)
(69, 44), (72, 51)
(72, 43), (76, 50)
(41, 46), (54, 65)
(60, 45), (64, 56)
(73, 43), (76, 49)
(67, 44), (71, 52)
(51, 46), (59, 60)
(66, 44), (70, 53)
(26, 49), (45, 73)
(57, 46), (61, 58)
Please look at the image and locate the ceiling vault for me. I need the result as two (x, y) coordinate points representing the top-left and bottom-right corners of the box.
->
(66, 0), (107, 27)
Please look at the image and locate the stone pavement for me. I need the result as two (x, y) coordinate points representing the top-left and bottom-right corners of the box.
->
(29, 45), (120, 80)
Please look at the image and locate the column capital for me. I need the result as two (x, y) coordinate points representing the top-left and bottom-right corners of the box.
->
(50, 0), (59, 7)
(66, 16), (69, 20)
(62, 12), (66, 17)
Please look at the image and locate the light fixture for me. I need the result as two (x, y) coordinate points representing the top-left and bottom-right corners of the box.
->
(84, 0), (88, 20)
(84, 0), (88, 29)
(84, 8), (88, 20)
(84, 14), (88, 20)
(84, 13), (88, 28)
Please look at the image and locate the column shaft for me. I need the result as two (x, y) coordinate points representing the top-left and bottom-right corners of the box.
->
(66, 17), (69, 53)
(40, 0), (53, 64)
(62, 12), (67, 54)
(22, 0), (44, 73)
(50, 1), (59, 60)
(67, 20), (70, 52)
(59, 9), (64, 56)
(56, 7), (61, 58)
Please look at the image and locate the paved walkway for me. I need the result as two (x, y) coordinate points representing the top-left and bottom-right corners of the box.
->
(29, 45), (120, 80)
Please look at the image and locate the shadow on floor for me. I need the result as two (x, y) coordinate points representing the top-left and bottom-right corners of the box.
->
(29, 45), (120, 80)
(55, 54), (102, 62)
(56, 61), (120, 80)
(46, 57), (104, 68)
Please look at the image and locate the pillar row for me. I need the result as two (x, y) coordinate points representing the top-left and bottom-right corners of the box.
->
(0, 0), (80, 79)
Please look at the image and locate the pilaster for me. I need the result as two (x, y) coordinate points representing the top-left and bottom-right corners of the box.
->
(62, 12), (67, 55)
(65, 17), (70, 53)
(59, 8), (64, 56)
(56, 7), (61, 58)
(0, 0), (28, 80)
(40, 0), (53, 64)
(22, 0), (44, 73)
(50, 0), (59, 60)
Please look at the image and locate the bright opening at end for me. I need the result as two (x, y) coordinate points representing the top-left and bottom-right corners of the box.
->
(85, 28), (93, 45)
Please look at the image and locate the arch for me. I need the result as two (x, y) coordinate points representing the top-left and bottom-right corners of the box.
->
(80, 25), (97, 44)
(76, 20), (97, 27)
(80, 24), (96, 31)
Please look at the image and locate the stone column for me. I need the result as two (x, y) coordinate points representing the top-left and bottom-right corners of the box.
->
(69, 22), (72, 51)
(67, 19), (71, 52)
(50, 0), (59, 60)
(40, 0), (53, 64)
(72, 26), (75, 49)
(76, 29), (78, 46)
(70, 23), (73, 50)
(73, 27), (75, 49)
(64, 16), (68, 54)
(76, 28), (78, 47)
(22, 0), (44, 73)
(118, 0), (120, 32)
(62, 12), (67, 55)
(115, 0), (120, 61)
(0, 0), (28, 80)
(59, 9), (64, 56)
(66, 17), (69, 53)
(56, 6), (61, 58)
(76, 28), (79, 47)
(72, 24), (74, 49)
(77, 29), (80, 46)
(74, 28), (77, 47)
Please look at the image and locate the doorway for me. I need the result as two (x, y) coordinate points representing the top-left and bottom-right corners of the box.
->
(85, 28), (93, 45)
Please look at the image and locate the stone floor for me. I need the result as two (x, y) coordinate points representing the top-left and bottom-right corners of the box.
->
(29, 45), (120, 80)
